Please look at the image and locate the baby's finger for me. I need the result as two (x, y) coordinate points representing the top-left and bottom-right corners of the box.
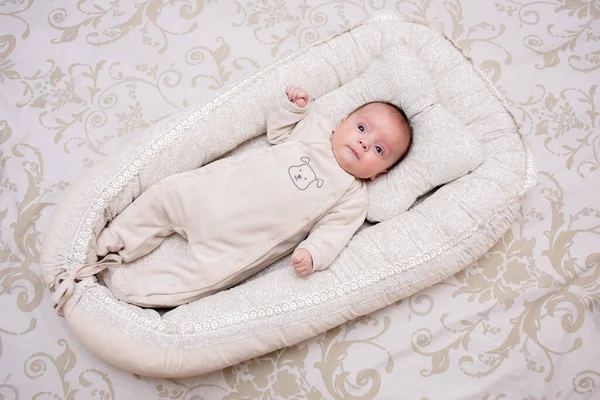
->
(294, 264), (306, 273)
(296, 268), (309, 277)
(296, 261), (307, 269)
(301, 265), (312, 275)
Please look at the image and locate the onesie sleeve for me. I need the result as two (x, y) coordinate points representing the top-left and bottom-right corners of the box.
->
(267, 91), (312, 144)
(296, 180), (368, 271)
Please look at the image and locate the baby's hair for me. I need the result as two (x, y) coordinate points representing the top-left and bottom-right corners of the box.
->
(350, 101), (413, 166)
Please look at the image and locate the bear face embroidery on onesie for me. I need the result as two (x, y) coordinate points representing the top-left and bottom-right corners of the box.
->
(288, 156), (324, 190)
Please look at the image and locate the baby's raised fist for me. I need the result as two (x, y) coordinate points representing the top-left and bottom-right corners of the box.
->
(285, 85), (309, 108)
(291, 247), (314, 277)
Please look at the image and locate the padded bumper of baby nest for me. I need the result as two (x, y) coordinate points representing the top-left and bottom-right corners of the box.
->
(40, 12), (536, 378)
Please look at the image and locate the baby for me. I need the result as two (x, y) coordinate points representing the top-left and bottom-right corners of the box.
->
(94, 86), (413, 308)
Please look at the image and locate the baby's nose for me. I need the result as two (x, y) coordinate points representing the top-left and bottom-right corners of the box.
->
(359, 139), (369, 150)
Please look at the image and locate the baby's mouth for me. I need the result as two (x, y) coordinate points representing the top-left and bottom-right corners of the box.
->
(349, 146), (359, 158)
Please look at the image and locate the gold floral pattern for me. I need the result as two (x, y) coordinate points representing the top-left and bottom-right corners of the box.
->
(573, 370), (600, 395)
(0, 34), (18, 84)
(507, 84), (599, 176)
(24, 339), (115, 399)
(2, 43), (258, 165)
(0, 141), (67, 371)
(185, 36), (260, 90)
(413, 174), (600, 382)
(496, 0), (600, 71)
(412, 172), (600, 382)
(1, 0), (599, 398)
(47, 0), (209, 54)
(312, 316), (394, 399)
(0, 0), (32, 40)
(220, 344), (323, 400)
(233, 1), (385, 56)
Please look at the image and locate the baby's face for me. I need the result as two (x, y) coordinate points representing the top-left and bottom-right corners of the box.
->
(331, 103), (411, 180)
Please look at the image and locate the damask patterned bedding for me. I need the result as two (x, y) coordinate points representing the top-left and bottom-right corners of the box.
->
(1, 1), (599, 399)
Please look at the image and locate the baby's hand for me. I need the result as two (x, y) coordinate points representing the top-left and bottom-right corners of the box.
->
(285, 85), (309, 108)
(291, 248), (313, 277)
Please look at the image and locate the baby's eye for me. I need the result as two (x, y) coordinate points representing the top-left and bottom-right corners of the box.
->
(375, 146), (383, 155)
(358, 124), (365, 132)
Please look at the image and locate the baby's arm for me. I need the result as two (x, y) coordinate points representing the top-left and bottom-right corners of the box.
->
(267, 86), (311, 145)
(294, 181), (368, 275)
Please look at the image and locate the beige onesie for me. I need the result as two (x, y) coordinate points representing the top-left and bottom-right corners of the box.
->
(97, 93), (368, 307)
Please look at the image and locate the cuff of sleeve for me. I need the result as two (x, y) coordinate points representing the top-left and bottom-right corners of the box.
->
(297, 243), (323, 271)
(278, 91), (311, 112)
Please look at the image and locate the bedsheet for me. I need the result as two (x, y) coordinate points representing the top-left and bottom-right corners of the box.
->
(1, 1), (599, 399)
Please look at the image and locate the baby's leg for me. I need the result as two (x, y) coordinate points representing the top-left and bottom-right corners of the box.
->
(106, 250), (216, 307)
(96, 181), (173, 262)
(102, 170), (213, 307)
